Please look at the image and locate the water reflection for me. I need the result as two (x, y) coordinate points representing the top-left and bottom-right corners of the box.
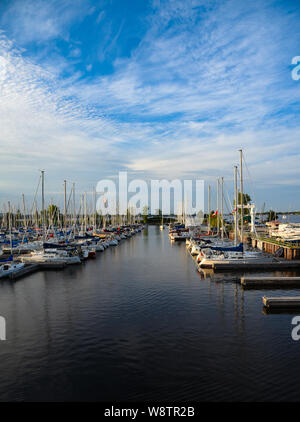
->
(0, 226), (299, 401)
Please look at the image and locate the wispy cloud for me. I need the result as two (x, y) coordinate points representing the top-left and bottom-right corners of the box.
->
(0, 0), (300, 209)
(0, 0), (93, 44)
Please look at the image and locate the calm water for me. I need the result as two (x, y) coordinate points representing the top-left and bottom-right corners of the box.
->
(0, 225), (300, 402)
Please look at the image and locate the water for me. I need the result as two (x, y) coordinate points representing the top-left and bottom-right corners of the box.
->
(0, 226), (300, 401)
(278, 214), (300, 223)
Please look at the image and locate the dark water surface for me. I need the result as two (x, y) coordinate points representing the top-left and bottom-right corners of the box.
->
(0, 226), (300, 401)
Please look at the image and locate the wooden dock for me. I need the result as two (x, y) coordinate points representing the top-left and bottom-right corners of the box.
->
(251, 237), (300, 260)
(241, 276), (300, 288)
(263, 296), (300, 309)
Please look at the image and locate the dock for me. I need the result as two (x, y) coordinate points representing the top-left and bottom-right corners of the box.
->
(251, 237), (300, 260)
(263, 296), (300, 309)
(211, 260), (300, 271)
(241, 276), (300, 288)
(7, 262), (67, 280)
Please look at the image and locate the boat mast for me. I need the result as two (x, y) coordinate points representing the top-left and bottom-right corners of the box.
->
(208, 185), (211, 233)
(22, 193), (27, 230)
(221, 176), (224, 240)
(217, 177), (220, 236)
(8, 201), (12, 254)
(73, 183), (76, 236)
(234, 165), (238, 246)
(234, 166), (238, 246)
(41, 170), (45, 243)
(239, 149), (243, 243)
(64, 180), (67, 232)
(84, 192), (87, 233)
(93, 187), (96, 232)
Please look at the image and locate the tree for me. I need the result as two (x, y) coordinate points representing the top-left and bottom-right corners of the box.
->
(15, 208), (22, 227)
(142, 206), (149, 224)
(208, 211), (223, 228)
(267, 210), (277, 222)
(234, 192), (251, 215)
(47, 204), (60, 226)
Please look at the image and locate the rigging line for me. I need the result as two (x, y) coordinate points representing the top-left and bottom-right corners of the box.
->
(29, 174), (41, 216)
(224, 190), (233, 215)
(65, 185), (73, 215)
(222, 180), (233, 213)
(242, 151), (257, 207)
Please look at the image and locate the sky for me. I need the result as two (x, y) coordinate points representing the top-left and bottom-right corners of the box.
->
(0, 0), (300, 212)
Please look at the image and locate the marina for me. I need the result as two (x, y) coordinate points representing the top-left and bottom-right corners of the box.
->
(0, 0), (300, 406)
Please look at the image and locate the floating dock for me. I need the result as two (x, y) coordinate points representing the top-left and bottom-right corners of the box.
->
(212, 260), (300, 271)
(241, 276), (300, 288)
(7, 262), (67, 280)
(263, 296), (300, 309)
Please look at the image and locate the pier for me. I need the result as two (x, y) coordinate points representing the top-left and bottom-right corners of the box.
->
(251, 237), (300, 260)
(263, 296), (300, 310)
(5, 262), (67, 281)
(211, 260), (300, 271)
(241, 276), (300, 288)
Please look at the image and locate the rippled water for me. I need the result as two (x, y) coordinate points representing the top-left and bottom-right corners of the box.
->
(0, 225), (300, 401)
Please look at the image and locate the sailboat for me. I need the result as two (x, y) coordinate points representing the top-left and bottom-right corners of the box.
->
(0, 202), (25, 278)
(0, 255), (24, 279)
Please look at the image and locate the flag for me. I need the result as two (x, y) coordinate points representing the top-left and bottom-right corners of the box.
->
(213, 210), (218, 216)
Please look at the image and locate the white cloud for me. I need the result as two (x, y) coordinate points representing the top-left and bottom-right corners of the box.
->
(0, 0), (300, 210)
(0, 0), (91, 44)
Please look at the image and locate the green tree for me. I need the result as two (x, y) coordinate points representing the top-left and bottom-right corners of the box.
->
(47, 204), (60, 225)
(267, 210), (277, 222)
(15, 208), (22, 227)
(234, 192), (251, 215)
(142, 206), (149, 223)
(208, 211), (223, 228)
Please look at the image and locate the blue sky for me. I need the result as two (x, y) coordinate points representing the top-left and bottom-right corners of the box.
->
(0, 0), (300, 211)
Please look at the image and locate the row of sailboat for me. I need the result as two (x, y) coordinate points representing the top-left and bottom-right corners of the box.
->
(0, 224), (144, 278)
(169, 149), (278, 269)
(0, 171), (144, 278)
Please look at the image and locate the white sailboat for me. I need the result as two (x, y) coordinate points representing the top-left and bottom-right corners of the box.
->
(0, 261), (24, 278)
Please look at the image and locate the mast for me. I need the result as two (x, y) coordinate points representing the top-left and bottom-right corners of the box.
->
(93, 187), (96, 232)
(234, 166), (238, 246)
(41, 170), (45, 242)
(8, 201), (12, 254)
(239, 149), (243, 243)
(22, 194), (27, 230)
(217, 177), (220, 236)
(64, 180), (67, 231)
(73, 183), (76, 235)
(34, 200), (38, 228)
(221, 176), (224, 240)
(208, 185), (211, 233)
(80, 194), (83, 232)
(84, 192), (87, 233)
